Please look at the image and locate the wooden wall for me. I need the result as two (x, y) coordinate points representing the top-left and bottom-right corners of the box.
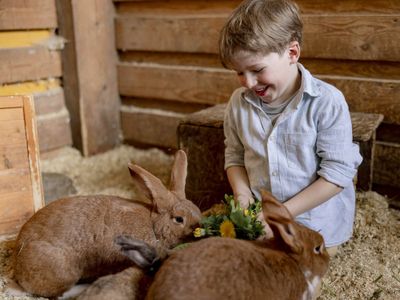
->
(0, 0), (72, 154)
(115, 0), (400, 189)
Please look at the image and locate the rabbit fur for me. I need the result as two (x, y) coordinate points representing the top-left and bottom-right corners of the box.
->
(118, 190), (330, 300)
(12, 150), (202, 298)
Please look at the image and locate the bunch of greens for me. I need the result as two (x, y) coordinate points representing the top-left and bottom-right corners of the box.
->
(193, 195), (265, 240)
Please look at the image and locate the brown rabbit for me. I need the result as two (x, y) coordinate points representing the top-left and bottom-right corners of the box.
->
(118, 190), (330, 300)
(12, 150), (202, 298)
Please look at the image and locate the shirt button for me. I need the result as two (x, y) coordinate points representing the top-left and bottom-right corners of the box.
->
(272, 171), (278, 176)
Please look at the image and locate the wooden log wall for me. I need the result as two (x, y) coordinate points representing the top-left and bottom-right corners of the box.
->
(115, 0), (400, 189)
(0, 0), (72, 155)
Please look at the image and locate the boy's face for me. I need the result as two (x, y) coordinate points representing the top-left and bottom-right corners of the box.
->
(230, 43), (300, 106)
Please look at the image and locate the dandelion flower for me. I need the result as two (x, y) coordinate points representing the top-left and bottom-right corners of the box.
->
(244, 209), (250, 216)
(193, 228), (205, 238)
(220, 220), (236, 238)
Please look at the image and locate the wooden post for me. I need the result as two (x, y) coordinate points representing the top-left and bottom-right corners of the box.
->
(56, 0), (120, 156)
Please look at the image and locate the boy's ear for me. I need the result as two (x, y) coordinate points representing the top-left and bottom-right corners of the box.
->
(288, 41), (300, 63)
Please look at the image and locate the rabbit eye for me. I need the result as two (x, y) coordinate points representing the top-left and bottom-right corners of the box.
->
(314, 244), (322, 254)
(173, 216), (184, 224)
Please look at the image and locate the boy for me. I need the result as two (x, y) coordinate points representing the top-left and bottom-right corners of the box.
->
(220, 0), (362, 253)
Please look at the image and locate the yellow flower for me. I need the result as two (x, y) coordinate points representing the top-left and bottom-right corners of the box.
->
(219, 220), (236, 238)
(244, 209), (250, 216)
(193, 227), (205, 238)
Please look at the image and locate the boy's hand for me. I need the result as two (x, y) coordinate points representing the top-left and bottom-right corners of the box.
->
(256, 212), (274, 240)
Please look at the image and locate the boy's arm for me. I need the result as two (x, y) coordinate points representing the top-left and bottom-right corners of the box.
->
(226, 166), (254, 208)
(284, 177), (343, 217)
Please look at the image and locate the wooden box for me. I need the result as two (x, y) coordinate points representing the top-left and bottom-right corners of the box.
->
(178, 104), (383, 211)
(0, 95), (44, 237)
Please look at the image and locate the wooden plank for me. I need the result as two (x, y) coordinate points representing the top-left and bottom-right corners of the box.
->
(0, 97), (23, 108)
(56, 0), (120, 156)
(0, 168), (31, 194)
(118, 63), (400, 125)
(302, 15), (400, 61)
(0, 191), (34, 236)
(114, 0), (399, 15)
(0, 143), (29, 171)
(33, 87), (66, 116)
(122, 97), (210, 114)
(115, 15), (223, 53)
(115, 14), (400, 61)
(0, 95), (44, 236)
(22, 95), (44, 211)
(0, 0), (57, 30)
(0, 107), (23, 121)
(296, 0), (400, 14)
(118, 63), (239, 104)
(36, 108), (73, 153)
(374, 141), (400, 188)
(115, 0), (239, 14)
(55, 0), (82, 152)
(0, 119), (26, 145)
(121, 105), (184, 149)
(0, 47), (62, 85)
(320, 76), (400, 125)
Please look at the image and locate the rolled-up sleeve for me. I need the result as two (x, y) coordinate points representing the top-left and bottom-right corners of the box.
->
(316, 91), (363, 187)
(224, 91), (246, 170)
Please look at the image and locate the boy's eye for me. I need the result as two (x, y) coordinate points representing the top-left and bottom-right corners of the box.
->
(254, 67), (264, 73)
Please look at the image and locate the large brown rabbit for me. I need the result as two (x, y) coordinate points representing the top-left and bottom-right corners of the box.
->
(118, 190), (330, 300)
(12, 150), (202, 298)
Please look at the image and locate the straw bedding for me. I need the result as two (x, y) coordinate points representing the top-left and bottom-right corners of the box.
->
(0, 145), (399, 299)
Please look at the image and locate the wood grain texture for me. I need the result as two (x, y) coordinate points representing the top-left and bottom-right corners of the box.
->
(116, 13), (400, 61)
(0, 47), (62, 85)
(0, 0), (57, 30)
(118, 63), (239, 104)
(57, 0), (120, 156)
(121, 105), (184, 149)
(118, 62), (400, 124)
(36, 109), (73, 152)
(0, 96), (44, 236)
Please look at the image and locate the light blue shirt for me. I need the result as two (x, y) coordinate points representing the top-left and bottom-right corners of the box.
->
(224, 64), (362, 247)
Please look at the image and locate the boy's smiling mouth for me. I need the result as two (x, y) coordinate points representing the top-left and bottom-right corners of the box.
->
(254, 86), (269, 97)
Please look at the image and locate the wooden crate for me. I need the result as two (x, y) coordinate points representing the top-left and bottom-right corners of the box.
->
(0, 95), (44, 237)
(178, 104), (383, 211)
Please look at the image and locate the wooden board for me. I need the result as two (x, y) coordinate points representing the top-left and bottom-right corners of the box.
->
(115, 13), (400, 61)
(0, 46), (62, 85)
(118, 62), (400, 125)
(0, 0), (57, 30)
(56, 0), (120, 156)
(0, 95), (44, 236)
(121, 105), (184, 149)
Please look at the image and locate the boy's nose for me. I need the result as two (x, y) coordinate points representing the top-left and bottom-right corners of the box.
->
(242, 73), (257, 89)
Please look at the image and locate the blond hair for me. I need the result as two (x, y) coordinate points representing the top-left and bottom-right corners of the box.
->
(219, 0), (303, 68)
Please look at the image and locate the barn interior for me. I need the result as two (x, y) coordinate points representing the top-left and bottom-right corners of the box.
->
(0, 1), (399, 299)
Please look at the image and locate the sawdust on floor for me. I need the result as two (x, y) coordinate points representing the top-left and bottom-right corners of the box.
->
(0, 145), (399, 300)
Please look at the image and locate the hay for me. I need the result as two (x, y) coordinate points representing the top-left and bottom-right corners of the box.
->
(0, 145), (399, 299)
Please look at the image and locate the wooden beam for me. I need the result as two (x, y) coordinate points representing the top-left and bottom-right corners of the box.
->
(121, 105), (184, 149)
(0, 0), (57, 30)
(117, 62), (400, 125)
(115, 13), (400, 61)
(118, 63), (239, 105)
(57, 0), (121, 156)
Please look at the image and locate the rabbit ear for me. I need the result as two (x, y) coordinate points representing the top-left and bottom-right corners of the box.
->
(261, 190), (303, 254)
(169, 150), (187, 200)
(128, 163), (169, 207)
